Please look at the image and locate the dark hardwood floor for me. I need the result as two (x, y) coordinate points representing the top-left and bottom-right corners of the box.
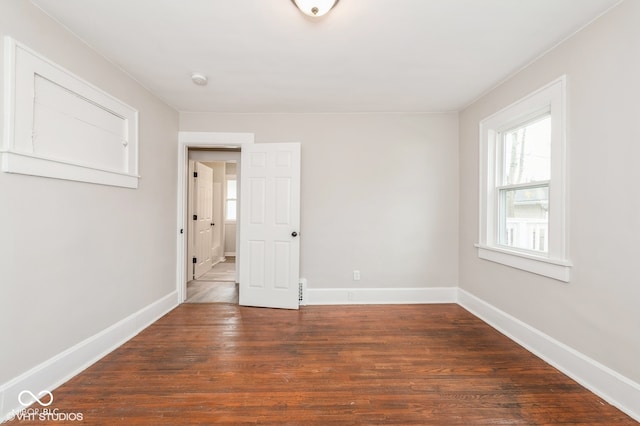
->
(7, 304), (635, 425)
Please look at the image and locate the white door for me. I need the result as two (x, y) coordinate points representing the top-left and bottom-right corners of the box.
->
(194, 162), (214, 279)
(239, 143), (301, 309)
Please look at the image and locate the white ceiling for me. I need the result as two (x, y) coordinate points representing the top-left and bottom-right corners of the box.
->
(32, 0), (621, 113)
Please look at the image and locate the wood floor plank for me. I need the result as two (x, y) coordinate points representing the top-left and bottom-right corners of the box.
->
(6, 304), (636, 425)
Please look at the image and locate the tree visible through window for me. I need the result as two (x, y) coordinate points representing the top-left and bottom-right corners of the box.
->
(498, 115), (550, 253)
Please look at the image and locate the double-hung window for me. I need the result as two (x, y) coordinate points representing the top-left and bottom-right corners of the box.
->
(225, 176), (237, 222)
(477, 76), (571, 281)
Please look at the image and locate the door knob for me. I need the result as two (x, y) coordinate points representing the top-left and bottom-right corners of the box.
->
(211, 223), (215, 226)
(291, 231), (298, 237)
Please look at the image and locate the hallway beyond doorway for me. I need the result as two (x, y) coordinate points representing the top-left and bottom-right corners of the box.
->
(186, 257), (238, 303)
(197, 257), (235, 282)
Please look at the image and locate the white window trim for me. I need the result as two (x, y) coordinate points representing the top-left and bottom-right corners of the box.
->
(477, 76), (571, 282)
(1, 37), (139, 188)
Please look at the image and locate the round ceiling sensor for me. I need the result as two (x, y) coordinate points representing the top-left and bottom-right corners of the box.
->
(191, 73), (208, 86)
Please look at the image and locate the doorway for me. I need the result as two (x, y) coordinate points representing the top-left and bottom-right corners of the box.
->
(176, 132), (302, 310)
(176, 131), (254, 303)
(185, 150), (240, 303)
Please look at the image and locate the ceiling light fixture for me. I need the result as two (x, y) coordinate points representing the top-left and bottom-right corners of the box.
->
(191, 72), (208, 86)
(291, 0), (339, 17)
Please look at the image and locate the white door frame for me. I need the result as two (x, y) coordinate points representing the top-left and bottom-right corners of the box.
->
(176, 131), (255, 303)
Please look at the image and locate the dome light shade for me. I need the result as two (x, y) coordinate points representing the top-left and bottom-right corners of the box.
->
(291, 0), (339, 17)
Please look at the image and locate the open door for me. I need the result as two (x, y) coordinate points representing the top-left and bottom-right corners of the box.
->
(239, 143), (301, 309)
(193, 162), (214, 279)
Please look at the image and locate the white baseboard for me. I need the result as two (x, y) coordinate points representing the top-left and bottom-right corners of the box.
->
(0, 291), (178, 422)
(457, 289), (640, 422)
(306, 286), (457, 305)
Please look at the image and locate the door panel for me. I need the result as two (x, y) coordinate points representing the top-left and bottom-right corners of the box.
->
(249, 178), (266, 224)
(248, 241), (266, 288)
(239, 143), (300, 309)
(275, 178), (292, 224)
(274, 242), (291, 289)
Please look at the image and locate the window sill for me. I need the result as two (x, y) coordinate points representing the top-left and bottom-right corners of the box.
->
(475, 244), (571, 282)
(1, 150), (139, 188)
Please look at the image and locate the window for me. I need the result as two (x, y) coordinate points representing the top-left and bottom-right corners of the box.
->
(477, 77), (570, 281)
(498, 115), (550, 253)
(225, 177), (237, 221)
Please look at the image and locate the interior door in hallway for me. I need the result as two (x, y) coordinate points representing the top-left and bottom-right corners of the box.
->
(194, 162), (214, 279)
(239, 143), (300, 309)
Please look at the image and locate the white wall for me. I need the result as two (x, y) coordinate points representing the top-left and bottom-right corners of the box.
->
(459, 0), (640, 383)
(225, 223), (237, 255)
(0, 0), (177, 386)
(180, 112), (459, 290)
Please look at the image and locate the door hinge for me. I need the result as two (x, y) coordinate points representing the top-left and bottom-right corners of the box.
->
(193, 171), (198, 178)
(193, 214), (198, 220)
(192, 257), (197, 264)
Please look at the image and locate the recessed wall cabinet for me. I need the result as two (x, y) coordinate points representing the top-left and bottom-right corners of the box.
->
(1, 37), (139, 188)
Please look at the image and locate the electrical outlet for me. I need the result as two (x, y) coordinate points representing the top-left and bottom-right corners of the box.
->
(347, 291), (355, 302)
(353, 270), (361, 281)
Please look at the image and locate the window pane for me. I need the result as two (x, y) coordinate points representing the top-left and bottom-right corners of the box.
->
(503, 115), (551, 185)
(226, 200), (237, 221)
(226, 179), (237, 199)
(500, 186), (549, 252)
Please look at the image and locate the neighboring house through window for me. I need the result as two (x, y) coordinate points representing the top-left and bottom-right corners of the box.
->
(476, 76), (571, 282)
